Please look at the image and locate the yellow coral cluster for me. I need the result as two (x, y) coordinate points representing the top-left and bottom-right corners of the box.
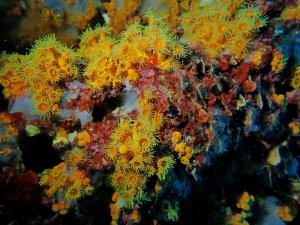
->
(18, 0), (99, 45)
(53, 127), (69, 146)
(271, 93), (285, 107)
(249, 48), (265, 67)
(109, 169), (147, 208)
(161, 0), (181, 31)
(291, 65), (300, 89)
(289, 122), (300, 135)
(0, 112), (19, 147)
(160, 0), (192, 32)
(0, 35), (78, 117)
(138, 90), (156, 116)
(228, 211), (249, 225)
(137, 89), (167, 119)
(131, 208), (141, 223)
(271, 49), (286, 73)
(109, 191), (141, 225)
(106, 92), (175, 207)
(281, 0), (300, 21)
(236, 192), (255, 211)
(277, 205), (294, 222)
(107, 112), (160, 207)
(0, 135), (8, 144)
(107, 113), (160, 164)
(171, 131), (193, 165)
(228, 192), (255, 225)
(75, 1), (98, 30)
(78, 10), (188, 91)
(0, 54), (26, 98)
(110, 192), (121, 225)
(0, 146), (13, 157)
(103, 0), (141, 34)
(54, 129), (90, 167)
(39, 162), (93, 214)
(180, 0), (267, 58)
(0, 111), (14, 124)
(78, 25), (122, 90)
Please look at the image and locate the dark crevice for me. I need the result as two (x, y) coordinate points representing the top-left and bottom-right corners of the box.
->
(18, 135), (61, 173)
(0, 86), (9, 112)
(92, 95), (123, 122)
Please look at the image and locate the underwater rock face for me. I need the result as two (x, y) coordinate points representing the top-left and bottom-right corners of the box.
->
(0, 0), (300, 225)
(9, 93), (40, 121)
(258, 197), (285, 225)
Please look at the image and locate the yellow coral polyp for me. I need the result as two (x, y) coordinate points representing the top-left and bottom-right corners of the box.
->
(0, 146), (13, 156)
(288, 122), (300, 135)
(64, 148), (88, 168)
(291, 75), (300, 89)
(185, 145), (193, 154)
(218, 23), (230, 33)
(110, 191), (121, 224)
(271, 49), (286, 73)
(103, 0), (141, 35)
(131, 208), (141, 223)
(76, 131), (91, 147)
(227, 36), (250, 57)
(52, 200), (69, 215)
(157, 156), (175, 180)
(7, 125), (18, 136)
(119, 144), (128, 154)
(49, 68), (63, 83)
(110, 170), (125, 189)
(48, 89), (63, 103)
(228, 211), (249, 225)
(35, 101), (52, 117)
(46, 186), (57, 197)
(127, 68), (139, 82)
(172, 131), (182, 144)
(139, 138), (149, 147)
(174, 140), (193, 165)
(53, 127), (69, 145)
(291, 66), (300, 89)
(0, 112), (13, 124)
(0, 134), (8, 143)
(272, 94), (285, 107)
(65, 185), (82, 201)
(238, 22), (250, 32)
(141, 103), (153, 116)
(129, 155), (145, 171)
(175, 142), (186, 153)
(153, 37), (167, 52)
(24, 67), (39, 81)
(250, 49), (264, 66)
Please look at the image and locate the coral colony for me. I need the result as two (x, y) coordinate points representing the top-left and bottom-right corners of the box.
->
(0, 0), (300, 225)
